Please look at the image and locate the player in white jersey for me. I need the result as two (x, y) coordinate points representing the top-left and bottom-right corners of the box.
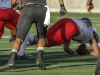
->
(0, 0), (11, 8)
(23, 17), (100, 56)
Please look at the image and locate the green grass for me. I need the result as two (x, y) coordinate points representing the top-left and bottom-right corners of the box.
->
(0, 12), (100, 75)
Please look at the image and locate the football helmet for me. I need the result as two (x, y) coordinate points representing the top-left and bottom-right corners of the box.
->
(81, 17), (92, 26)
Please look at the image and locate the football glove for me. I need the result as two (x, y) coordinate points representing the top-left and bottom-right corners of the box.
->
(9, 35), (16, 42)
(60, 4), (67, 16)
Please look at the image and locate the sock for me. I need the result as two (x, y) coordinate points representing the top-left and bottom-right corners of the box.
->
(37, 47), (44, 52)
(11, 49), (18, 53)
(37, 47), (44, 58)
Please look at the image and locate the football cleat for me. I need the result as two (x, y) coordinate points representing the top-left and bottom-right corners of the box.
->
(36, 56), (46, 70)
(0, 61), (15, 72)
(15, 54), (32, 60)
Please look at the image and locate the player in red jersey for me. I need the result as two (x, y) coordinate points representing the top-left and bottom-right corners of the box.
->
(0, 0), (32, 60)
(0, 0), (20, 38)
(27, 17), (100, 56)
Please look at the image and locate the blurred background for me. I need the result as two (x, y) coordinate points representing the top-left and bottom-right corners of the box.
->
(47, 0), (100, 13)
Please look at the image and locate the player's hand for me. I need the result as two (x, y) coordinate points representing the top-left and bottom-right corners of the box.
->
(60, 4), (67, 16)
(86, 3), (94, 13)
(9, 35), (16, 42)
(12, 3), (19, 8)
(18, 7), (23, 13)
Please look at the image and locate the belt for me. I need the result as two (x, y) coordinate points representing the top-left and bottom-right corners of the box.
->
(26, 3), (45, 6)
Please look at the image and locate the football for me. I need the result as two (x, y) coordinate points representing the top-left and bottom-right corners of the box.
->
(76, 43), (88, 55)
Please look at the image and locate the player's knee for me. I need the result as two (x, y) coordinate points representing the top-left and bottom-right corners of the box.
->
(38, 32), (46, 39)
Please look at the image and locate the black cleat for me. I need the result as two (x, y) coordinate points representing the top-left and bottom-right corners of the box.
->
(36, 50), (46, 70)
(0, 61), (15, 72)
(0, 52), (16, 72)
(15, 54), (32, 60)
(36, 56), (46, 70)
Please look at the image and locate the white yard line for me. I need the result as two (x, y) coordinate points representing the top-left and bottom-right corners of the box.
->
(1, 43), (100, 50)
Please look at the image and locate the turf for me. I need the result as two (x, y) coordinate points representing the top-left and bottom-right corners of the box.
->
(0, 12), (100, 75)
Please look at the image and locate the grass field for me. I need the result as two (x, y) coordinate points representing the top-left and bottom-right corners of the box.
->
(0, 12), (100, 75)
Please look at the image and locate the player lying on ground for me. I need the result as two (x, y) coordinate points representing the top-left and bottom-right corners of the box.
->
(0, 16), (99, 71)
(26, 17), (100, 56)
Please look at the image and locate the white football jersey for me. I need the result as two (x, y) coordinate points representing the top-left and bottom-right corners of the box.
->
(71, 18), (99, 43)
(0, 0), (11, 8)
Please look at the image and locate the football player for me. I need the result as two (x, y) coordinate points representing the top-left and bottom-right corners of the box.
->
(0, 0), (49, 71)
(0, 0), (31, 60)
(0, 0), (67, 71)
(27, 17), (100, 56)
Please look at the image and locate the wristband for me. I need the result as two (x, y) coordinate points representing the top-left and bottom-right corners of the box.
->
(60, 4), (64, 7)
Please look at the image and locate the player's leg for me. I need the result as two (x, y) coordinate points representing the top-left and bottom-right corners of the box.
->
(47, 19), (79, 47)
(0, 21), (5, 39)
(17, 32), (32, 60)
(47, 27), (64, 47)
(35, 24), (47, 70)
(5, 23), (31, 60)
(0, 7), (34, 71)
(5, 23), (17, 40)
(35, 5), (50, 70)
(4, 8), (20, 27)
(9, 9), (34, 67)
(27, 34), (38, 46)
(46, 18), (70, 37)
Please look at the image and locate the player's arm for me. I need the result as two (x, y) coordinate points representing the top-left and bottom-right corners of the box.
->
(11, 0), (19, 8)
(87, 0), (93, 4)
(11, 0), (17, 5)
(58, 0), (67, 16)
(89, 36), (100, 56)
(86, 0), (94, 13)
(63, 40), (77, 55)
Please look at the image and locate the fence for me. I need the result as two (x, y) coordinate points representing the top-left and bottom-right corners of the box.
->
(47, 0), (100, 13)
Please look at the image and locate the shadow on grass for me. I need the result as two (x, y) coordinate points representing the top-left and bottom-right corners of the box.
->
(0, 50), (98, 71)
